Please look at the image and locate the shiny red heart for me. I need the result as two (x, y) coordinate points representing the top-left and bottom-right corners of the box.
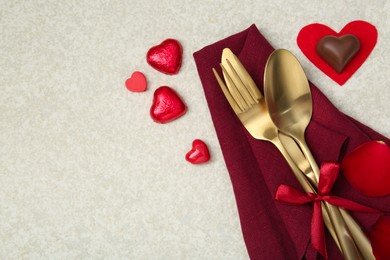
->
(297, 20), (377, 85)
(341, 141), (390, 197)
(146, 39), (182, 75)
(370, 216), (390, 260)
(150, 86), (187, 123)
(185, 139), (210, 164)
(125, 71), (147, 92)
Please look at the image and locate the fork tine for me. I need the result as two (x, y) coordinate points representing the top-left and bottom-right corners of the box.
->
(225, 59), (256, 106)
(221, 64), (249, 111)
(212, 68), (242, 114)
(222, 48), (262, 101)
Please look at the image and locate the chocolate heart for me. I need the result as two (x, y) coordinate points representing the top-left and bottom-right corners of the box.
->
(316, 34), (360, 73)
(146, 39), (182, 75)
(125, 71), (147, 92)
(185, 139), (210, 164)
(297, 21), (377, 85)
(150, 86), (187, 123)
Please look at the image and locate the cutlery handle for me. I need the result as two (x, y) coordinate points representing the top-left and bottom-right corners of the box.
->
(293, 134), (372, 260)
(279, 133), (374, 259)
(271, 137), (343, 254)
(324, 203), (361, 260)
(340, 209), (375, 260)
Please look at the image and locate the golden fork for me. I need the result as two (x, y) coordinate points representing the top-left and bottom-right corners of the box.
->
(212, 48), (343, 252)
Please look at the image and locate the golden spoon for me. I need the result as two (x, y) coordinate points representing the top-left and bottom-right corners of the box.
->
(264, 49), (362, 260)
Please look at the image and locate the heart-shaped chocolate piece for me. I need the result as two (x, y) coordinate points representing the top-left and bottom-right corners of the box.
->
(146, 39), (182, 75)
(150, 86), (187, 123)
(125, 71), (147, 92)
(316, 34), (360, 73)
(185, 139), (210, 164)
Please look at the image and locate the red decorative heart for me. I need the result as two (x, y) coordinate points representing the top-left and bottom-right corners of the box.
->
(146, 39), (182, 75)
(185, 139), (210, 164)
(125, 71), (147, 92)
(150, 86), (187, 123)
(370, 216), (390, 260)
(297, 20), (377, 85)
(341, 141), (390, 197)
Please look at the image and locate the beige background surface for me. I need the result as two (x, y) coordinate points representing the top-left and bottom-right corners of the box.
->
(1, 0), (389, 259)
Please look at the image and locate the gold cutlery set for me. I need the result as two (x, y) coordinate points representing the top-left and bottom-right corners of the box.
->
(212, 48), (374, 259)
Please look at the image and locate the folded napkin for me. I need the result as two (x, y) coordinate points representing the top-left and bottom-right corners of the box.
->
(193, 24), (390, 260)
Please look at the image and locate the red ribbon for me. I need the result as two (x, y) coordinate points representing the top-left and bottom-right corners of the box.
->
(275, 162), (380, 259)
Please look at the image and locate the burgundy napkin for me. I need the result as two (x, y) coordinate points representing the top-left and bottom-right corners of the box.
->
(193, 24), (390, 260)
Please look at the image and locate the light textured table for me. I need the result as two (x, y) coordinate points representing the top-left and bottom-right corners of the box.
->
(1, 0), (389, 259)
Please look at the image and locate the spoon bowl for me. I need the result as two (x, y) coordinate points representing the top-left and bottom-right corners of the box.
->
(264, 49), (312, 148)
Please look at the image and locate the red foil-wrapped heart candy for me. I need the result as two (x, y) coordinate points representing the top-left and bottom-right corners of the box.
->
(146, 39), (182, 75)
(185, 139), (210, 164)
(150, 86), (187, 123)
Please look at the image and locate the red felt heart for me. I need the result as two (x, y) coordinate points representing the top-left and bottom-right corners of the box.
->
(150, 86), (187, 123)
(341, 141), (390, 197)
(146, 39), (182, 75)
(125, 71), (147, 92)
(297, 20), (377, 85)
(185, 139), (210, 164)
(370, 216), (390, 260)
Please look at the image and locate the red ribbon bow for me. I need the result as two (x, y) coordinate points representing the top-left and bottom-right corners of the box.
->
(275, 162), (380, 259)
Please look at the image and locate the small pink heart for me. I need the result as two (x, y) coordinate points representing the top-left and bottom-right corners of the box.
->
(125, 71), (147, 92)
